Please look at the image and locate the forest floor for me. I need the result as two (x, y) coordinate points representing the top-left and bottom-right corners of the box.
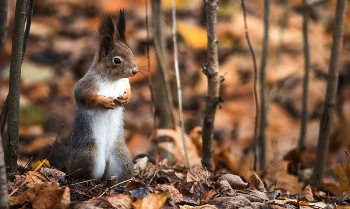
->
(1, 0), (350, 208)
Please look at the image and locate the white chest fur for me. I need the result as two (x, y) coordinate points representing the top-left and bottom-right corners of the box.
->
(86, 78), (131, 179)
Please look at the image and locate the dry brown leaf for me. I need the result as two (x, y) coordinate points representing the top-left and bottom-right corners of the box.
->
(302, 185), (314, 202)
(201, 189), (217, 202)
(133, 156), (156, 181)
(107, 194), (133, 209)
(26, 171), (51, 183)
(218, 174), (248, 189)
(155, 184), (183, 205)
(263, 160), (302, 195)
(87, 197), (113, 208)
(208, 196), (251, 208)
(156, 126), (201, 167)
(217, 180), (233, 196)
(333, 163), (350, 194)
(187, 165), (210, 183)
(132, 192), (169, 209)
(9, 182), (70, 209)
(250, 173), (266, 192)
(157, 169), (183, 183)
(180, 205), (218, 209)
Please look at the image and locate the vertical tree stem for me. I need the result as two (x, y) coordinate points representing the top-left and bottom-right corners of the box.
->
(298, 0), (310, 150)
(7, 0), (28, 173)
(240, 0), (260, 171)
(0, 0), (8, 57)
(202, 0), (220, 171)
(311, 0), (347, 187)
(170, 0), (191, 169)
(0, 136), (8, 209)
(22, 0), (35, 63)
(259, 0), (270, 171)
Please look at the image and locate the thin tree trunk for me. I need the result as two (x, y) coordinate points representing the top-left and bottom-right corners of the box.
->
(0, 136), (9, 209)
(170, 0), (191, 169)
(311, 0), (347, 187)
(0, 0), (8, 56)
(240, 0), (259, 171)
(259, 0), (270, 171)
(202, 0), (220, 171)
(152, 0), (175, 164)
(298, 0), (310, 151)
(7, 0), (28, 173)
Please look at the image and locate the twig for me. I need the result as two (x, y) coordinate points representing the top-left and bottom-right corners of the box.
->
(240, 0), (259, 171)
(70, 179), (96, 186)
(170, 0), (191, 169)
(99, 178), (134, 197)
(21, 0), (35, 63)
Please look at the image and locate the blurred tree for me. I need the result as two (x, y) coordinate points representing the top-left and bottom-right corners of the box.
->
(311, 0), (347, 187)
(202, 0), (220, 171)
(0, 136), (9, 209)
(152, 0), (175, 164)
(259, 0), (270, 171)
(0, 0), (7, 56)
(298, 0), (310, 151)
(7, 0), (30, 173)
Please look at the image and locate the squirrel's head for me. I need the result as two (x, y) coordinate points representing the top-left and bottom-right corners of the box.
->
(97, 11), (138, 79)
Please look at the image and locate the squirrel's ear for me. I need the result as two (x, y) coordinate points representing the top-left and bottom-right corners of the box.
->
(98, 14), (115, 58)
(116, 9), (126, 42)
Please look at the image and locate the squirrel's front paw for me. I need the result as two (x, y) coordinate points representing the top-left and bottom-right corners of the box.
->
(97, 96), (115, 109)
(114, 89), (131, 107)
(114, 95), (128, 107)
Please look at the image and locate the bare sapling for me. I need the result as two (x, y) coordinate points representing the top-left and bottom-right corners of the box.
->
(311, 0), (347, 187)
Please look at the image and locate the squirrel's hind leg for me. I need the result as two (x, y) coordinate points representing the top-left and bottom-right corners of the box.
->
(68, 141), (97, 179)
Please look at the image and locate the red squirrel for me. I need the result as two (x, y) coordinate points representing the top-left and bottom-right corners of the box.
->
(68, 11), (137, 181)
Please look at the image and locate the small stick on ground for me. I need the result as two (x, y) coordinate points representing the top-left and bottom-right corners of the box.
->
(240, 0), (259, 171)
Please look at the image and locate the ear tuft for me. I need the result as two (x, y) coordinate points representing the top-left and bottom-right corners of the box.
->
(98, 13), (115, 39)
(116, 9), (126, 42)
(98, 14), (115, 60)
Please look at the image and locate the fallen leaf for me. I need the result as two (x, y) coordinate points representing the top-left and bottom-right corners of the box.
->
(187, 165), (210, 183)
(201, 189), (217, 202)
(9, 182), (70, 209)
(217, 174), (248, 189)
(132, 192), (169, 209)
(156, 126), (202, 167)
(26, 171), (51, 183)
(333, 163), (350, 194)
(155, 184), (183, 205)
(157, 169), (183, 183)
(180, 205), (218, 209)
(87, 197), (113, 208)
(133, 156), (156, 181)
(208, 196), (251, 208)
(107, 194), (133, 209)
(250, 173), (266, 192)
(302, 185), (314, 202)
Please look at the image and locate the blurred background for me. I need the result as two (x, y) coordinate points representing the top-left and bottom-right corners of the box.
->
(0, 0), (350, 184)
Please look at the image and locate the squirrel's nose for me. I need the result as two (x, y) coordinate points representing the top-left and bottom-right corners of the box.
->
(132, 67), (138, 76)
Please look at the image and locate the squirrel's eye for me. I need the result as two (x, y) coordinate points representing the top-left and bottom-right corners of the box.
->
(114, 57), (122, 64)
